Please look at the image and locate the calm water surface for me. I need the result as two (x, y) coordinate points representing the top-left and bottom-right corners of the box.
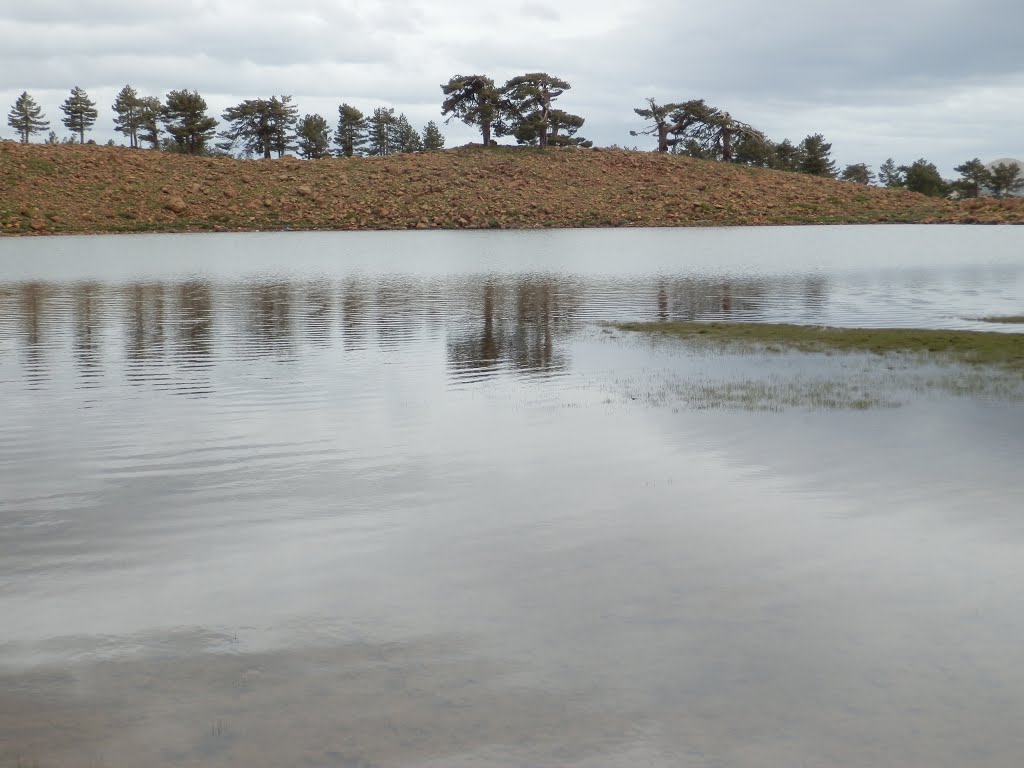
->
(2, 227), (1024, 767)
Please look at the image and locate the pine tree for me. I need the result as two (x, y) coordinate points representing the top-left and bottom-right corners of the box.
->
(797, 133), (837, 178)
(952, 159), (992, 198)
(137, 96), (162, 149)
(366, 107), (397, 156)
(392, 113), (422, 153)
(296, 114), (331, 159)
(989, 162), (1024, 198)
(899, 159), (948, 197)
(112, 85), (143, 147)
(501, 73), (572, 149)
(440, 74), (500, 146)
(840, 163), (875, 185)
(334, 103), (368, 157)
(60, 86), (98, 144)
(878, 158), (904, 188)
(162, 90), (218, 154)
(421, 120), (445, 151)
(7, 91), (49, 143)
(219, 96), (296, 159)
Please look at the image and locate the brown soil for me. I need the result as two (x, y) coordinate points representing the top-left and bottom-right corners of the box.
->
(3, 141), (1023, 236)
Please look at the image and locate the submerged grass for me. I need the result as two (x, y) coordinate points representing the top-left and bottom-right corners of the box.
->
(979, 315), (1024, 324)
(614, 321), (1024, 372)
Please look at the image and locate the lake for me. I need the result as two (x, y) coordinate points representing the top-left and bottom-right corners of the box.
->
(2, 226), (1024, 768)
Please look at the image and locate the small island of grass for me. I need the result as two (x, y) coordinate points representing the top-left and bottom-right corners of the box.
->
(614, 321), (1024, 371)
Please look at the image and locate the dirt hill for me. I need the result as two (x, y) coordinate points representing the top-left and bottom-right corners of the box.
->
(2, 141), (1023, 236)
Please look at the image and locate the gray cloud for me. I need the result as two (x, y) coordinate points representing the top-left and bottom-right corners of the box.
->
(2, 0), (1021, 174)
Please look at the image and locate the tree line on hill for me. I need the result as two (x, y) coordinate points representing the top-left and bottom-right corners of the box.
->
(7, 78), (1022, 198)
(6, 87), (446, 159)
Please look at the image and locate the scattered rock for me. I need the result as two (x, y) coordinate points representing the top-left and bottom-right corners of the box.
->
(29, 220), (46, 231)
(223, 186), (237, 199)
(165, 198), (187, 214)
(296, 184), (312, 197)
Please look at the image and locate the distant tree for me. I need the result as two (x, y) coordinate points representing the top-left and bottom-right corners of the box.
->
(391, 112), (422, 154)
(269, 95), (298, 157)
(161, 90), (218, 154)
(797, 134), (837, 177)
(733, 133), (778, 167)
(296, 113), (331, 159)
(899, 159), (948, 197)
(137, 96), (162, 149)
(60, 86), (98, 144)
(334, 103), (368, 157)
(366, 106), (397, 156)
(840, 163), (875, 185)
(45, 130), (59, 144)
(952, 158), (992, 198)
(770, 138), (804, 171)
(440, 74), (500, 146)
(219, 96), (296, 159)
(632, 98), (761, 160)
(421, 120), (445, 151)
(112, 85), (143, 147)
(500, 73), (575, 149)
(7, 91), (49, 143)
(878, 157), (904, 188)
(631, 98), (687, 153)
(989, 162), (1024, 198)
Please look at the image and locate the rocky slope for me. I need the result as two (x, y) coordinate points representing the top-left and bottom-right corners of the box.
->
(2, 141), (1023, 236)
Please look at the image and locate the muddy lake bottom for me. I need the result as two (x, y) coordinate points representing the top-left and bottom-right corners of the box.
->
(2, 227), (1024, 767)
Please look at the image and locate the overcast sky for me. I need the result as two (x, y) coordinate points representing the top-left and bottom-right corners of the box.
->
(2, 0), (1021, 175)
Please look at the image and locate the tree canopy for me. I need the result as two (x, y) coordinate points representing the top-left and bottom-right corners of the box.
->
(161, 90), (218, 154)
(900, 159), (948, 197)
(421, 120), (445, 151)
(7, 91), (49, 143)
(334, 104), (368, 157)
(60, 86), (98, 144)
(952, 158), (991, 198)
(296, 114), (331, 159)
(112, 85), (143, 148)
(440, 74), (500, 146)
(840, 163), (875, 185)
(500, 73), (574, 149)
(989, 162), (1024, 198)
(219, 96), (297, 159)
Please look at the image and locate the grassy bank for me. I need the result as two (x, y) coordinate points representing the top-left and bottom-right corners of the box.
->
(615, 321), (1024, 371)
(4, 141), (1024, 236)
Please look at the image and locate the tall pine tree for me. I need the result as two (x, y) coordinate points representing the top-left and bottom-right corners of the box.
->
(797, 134), (837, 178)
(421, 120), (445, 151)
(112, 85), (143, 147)
(161, 90), (218, 154)
(60, 86), (98, 144)
(366, 107), (397, 157)
(334, 104), (368, 157)
(7, 92), (49, 143)
(296, 114), (331, 159)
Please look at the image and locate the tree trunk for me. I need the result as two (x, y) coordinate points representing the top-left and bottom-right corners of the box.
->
(482, 120), (491, 147)
(657, 125), (669, 153)
(721, 127), (732, 162)
(79, 125), (85, 144)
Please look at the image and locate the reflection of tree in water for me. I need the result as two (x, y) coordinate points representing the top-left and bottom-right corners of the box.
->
(72, 282), (104, 380)
(302, 281), (333, 348)
(174, 281), (213, 364)
(341, 278), (369, 351)
(375, 278), (425, 350)
(246, 283), (294, 358)
(124, 283), (166, 363)
(13, 282), (51, 387)
(650, 274), (831, 322)
(446, 275), (580, 376)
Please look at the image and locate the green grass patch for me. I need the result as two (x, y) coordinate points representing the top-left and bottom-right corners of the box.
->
(614, 321), (1024, 371)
